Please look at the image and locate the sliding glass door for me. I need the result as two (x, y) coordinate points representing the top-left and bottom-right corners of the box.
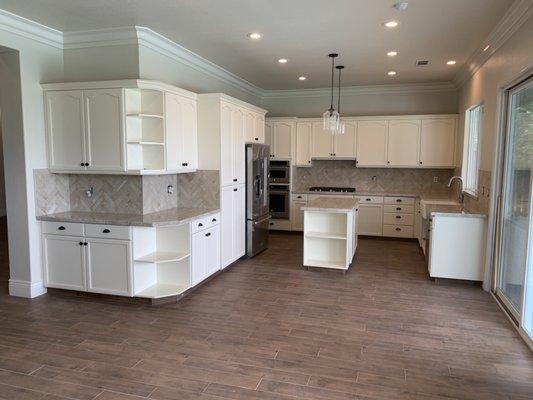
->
(496, 76), (532, 340)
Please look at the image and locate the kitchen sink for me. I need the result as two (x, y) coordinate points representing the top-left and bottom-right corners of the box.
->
(420, 199), (463, 219)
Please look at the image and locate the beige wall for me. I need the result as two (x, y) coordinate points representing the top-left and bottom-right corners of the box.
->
(457, 14), (533, 173)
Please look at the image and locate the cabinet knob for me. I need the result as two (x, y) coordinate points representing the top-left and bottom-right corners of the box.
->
(102, 229), (110, 233)
(233, 178), (237, 182)
(182, 162), (188, 167)
(79, 242), (83, 246)
(396, 199), (402, 203)
(396, 207), (402, 211)
(308, 160), (311, 163)
(255, 138), (258, 141)
(419, 161), (423, 165)
(84, 242), (88, 246)
(387, 161), (390, 164)
(396, 216), (402, 219)
(198, 223), (203, 227)
(58, 226), (66, 231)
(395, 228), (401, 232)
(84, 163), (89, 166)
(233, 188), (238, 192)
(80, 163), (84, 166)
(269, 222), (274, 226)
(205, 232), (211, 237)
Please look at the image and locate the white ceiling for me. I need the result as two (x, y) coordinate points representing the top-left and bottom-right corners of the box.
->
(0, 0), (515, 89)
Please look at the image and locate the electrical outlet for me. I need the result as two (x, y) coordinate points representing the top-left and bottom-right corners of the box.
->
(167, 185), (174, 194)
(433, 176), (438, 183)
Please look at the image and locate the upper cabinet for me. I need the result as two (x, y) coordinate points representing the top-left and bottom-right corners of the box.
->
(43, 80), (198, 174)
(419, 118), (456, 167)
(307, 120), (356, 160)
(266, 118), (294, 160)
(244, 111), (265, 143)
(387, 119), (420, 167)
(295, 122), (312, 166)
(333, 121), (357, 159)
(356, 120), (388, 166)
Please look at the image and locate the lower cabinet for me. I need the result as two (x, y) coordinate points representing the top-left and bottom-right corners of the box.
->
(357, 204), (384, 236)
(86, 238), (132, 296)
(291, 200), (307, 231)
(221, 184), (246, 267)
(191, 225), (221, 286)
(42, 235), (86, 291)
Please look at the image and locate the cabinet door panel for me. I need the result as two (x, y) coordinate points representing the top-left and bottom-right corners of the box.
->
(191, 232), (206, 286)
(86, 239), (131, 296)
(357, 121), (388, 166)
(233, 184), (246, 258)
(43, 235), (85, 291)
(254, 114), (265, 143)
(265, 122), (273, 156)
(45, 90), (86, 171)
(220, 186), (234, 267)
(232, 107), (246, 184)
(357, 204), (383, 236)
(295, 122), (312, 166)
(334, 121), (357, 158)
(420, 119), (456, 167)
(273, 122), (292, 159)
(164, 92), (182, 171)
(244, 111), (255, 143)
(206, 225), (221, 276)
(388, 120), (420, 166)
(220, 103), (234, 187)
(84, 89), (125, 172)
(311, 122), (333, 158)
(291, 200), (307, 231)
(181, 98), (198, 170)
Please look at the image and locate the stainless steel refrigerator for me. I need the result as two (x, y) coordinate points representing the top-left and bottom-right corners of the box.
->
(245, 143), (270, 257)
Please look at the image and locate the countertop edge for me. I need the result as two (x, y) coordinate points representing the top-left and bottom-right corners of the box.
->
(429, 211), (487, 219)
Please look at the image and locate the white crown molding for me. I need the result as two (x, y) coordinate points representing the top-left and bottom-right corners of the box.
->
(0, 8), (62, 48)
(135, 26), (263, 97)
(63, 26), (138, 49)
(454, 0), (533, 88)
(261, 82), (457, 99)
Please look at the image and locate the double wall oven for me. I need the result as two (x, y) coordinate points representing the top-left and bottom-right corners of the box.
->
(269, 161), (290, 219)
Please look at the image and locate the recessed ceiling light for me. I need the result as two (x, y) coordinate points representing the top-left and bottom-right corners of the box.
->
(483, 45), (490, 52)
(298, 76), (307, 81)
(387, 51), (398, 57)
(278, 58), (288, 64)
(388, 71), (397, 76)
(446, 60), (457, 65)
(247, 32), (262, 40)
(384, 20), (399, 28)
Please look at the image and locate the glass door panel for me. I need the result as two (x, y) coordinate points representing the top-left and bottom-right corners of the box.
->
(497, 78), (532, 322)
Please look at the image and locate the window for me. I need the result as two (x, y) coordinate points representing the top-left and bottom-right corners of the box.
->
(462, 104), (483, 195)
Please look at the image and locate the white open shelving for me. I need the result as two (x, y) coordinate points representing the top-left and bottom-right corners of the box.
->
(125, 88), (166, 171)
(132, 224), (191, 298)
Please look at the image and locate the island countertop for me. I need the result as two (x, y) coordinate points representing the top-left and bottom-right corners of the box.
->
(37, 206), (220, 227)
(302, 196), (358, 212)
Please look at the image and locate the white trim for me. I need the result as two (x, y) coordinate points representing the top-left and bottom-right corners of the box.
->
(9, 279), (47, 298)
(262, 82), (457, 99)
(197, 93), (267, 114)
(0, 9), (63, 49)
(454, 0), (533, 87)
(63, 26), (138, 49)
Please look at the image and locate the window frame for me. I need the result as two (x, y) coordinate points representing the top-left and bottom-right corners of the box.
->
(462, 103), (484, 197)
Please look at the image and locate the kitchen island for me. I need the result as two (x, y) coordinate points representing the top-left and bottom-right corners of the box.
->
(302, 196), (358, 271)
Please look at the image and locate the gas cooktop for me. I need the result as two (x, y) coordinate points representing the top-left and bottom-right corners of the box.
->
(308, 186), (356, 193)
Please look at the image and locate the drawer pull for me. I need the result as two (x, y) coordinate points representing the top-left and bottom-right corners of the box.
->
(396, 216), (402, 219)
(182, 162), (188, 167)
(269, 222), (274, 226)
(366, 198), (371, 201)
(79, 242), (83, 246)
(205, 232), (211, 237)
(84, 242), (88, 246)
(395, 228), (401, 231)
(212, 218), (217, 222)
(233, 178), (238, 182)
(396, 199), (402, 203)
(58, 226), (66, 231)
(233, 188), (238, 192)
(198, 223), (203, 227)
(396, 207), (402, 211)
(297, 196), (302, 199)
(102, 229), (110, 233)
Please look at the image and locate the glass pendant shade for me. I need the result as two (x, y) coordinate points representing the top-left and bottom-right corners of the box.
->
(323, 108), (339, 131)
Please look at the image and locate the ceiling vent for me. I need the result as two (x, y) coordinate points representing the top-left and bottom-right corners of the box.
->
(416, 60), (430, 66)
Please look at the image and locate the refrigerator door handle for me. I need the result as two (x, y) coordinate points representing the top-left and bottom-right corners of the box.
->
(253, 215), (271, 225)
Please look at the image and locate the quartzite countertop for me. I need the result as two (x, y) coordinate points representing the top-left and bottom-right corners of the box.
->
(302, 196), (359, 212)
(37, 206), (220, 227)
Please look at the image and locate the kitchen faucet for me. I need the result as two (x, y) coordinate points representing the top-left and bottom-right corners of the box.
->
(447, 176), (464, 203)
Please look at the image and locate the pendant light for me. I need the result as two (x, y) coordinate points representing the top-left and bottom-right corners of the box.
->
(323, 53), (339, 132)
(336, 65), (345, 135)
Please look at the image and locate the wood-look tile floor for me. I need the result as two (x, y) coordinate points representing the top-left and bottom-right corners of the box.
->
(0, 227), (532, 400)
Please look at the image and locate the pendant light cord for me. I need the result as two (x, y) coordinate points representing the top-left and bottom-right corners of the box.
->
(330, 57), (335, 112)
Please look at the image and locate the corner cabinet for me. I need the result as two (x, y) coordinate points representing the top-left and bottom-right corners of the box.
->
(43, 80), (198, 174)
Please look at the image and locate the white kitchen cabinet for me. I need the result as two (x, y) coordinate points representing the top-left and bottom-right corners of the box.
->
(420, 118), (456, 167)
(311, 122), (333, 158)
(86, 238), (132, 296)
(254, 114), (265, 143)
(43, 235), (86, 291)
(334, 120), (357, 159)
(232, 107), (246, 185)
(356, 204), (383, 236)
(267, 119), (294, 160)
(192, 225), (221, 286)
(221, 184), (245, 267)
(356, 120), (388, 166)
(43, 80), (198, 174)
(165, 92), (198, 171)
(295, 122), (312, 166)
(291, 199), (308, 231)
(219, 101), (246, 186)
(45, 90), (86, 171)
(206, 225), (221, 277)
(387, 120), (420, 167)
(84, 89), (125, 172)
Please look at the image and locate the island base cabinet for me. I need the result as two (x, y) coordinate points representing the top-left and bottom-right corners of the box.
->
(43, 235), (86, 291)
(86, 239), (132, 296)
(191, 226), (221, 286)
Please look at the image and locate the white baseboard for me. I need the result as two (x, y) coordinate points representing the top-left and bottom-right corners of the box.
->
(9, 279), (47, 298)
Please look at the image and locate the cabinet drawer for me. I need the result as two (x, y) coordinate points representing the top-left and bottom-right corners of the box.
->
(293, 193), (308, 201)
(356, 196), (383, 204)
(383, 213), (414, 226)
(384, 196), (415, 205)
(383, 224), (414, 238)
(192, 217), (210, 233)
(42, 221), (84, 237)
(85, 224), (131, 240)
(384, 204), (414, 214)
(207, 213), (220, 228)
(269, 219), (291, 231)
